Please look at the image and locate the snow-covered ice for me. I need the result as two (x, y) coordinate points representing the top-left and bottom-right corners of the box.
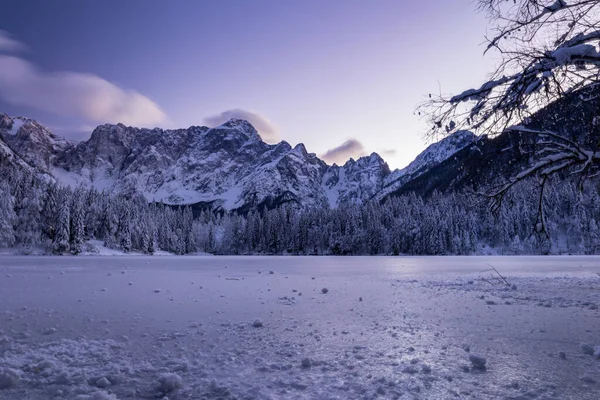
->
(0, 255), (599, 399)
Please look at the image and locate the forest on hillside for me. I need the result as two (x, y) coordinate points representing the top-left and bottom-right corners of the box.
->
(1, 163), (599, 256)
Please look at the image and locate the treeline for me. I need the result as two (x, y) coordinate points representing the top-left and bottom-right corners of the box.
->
(0, 164), (599, 255)
(0, 165), (194, 255)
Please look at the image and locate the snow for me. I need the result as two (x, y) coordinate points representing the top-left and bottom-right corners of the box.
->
(81, 240), (147, 256)
(221, 185), (244, 209)
(50, 167), (116, 192)
(378, 130), (476, 199)
(157, 373), (183, 393)
(322, 167), (343, 208)
(0, 368), (21, 389)
(74, 391), (118, 400)
(322, 154), (390, 207)
(6, 118), (25, 136)
(252, 319), (264, 328)
(544, 0), (568, 14)
(3, 114), (477, 211)
(550, 44), (600, 65)
(450, 77), (511, 103)
(0, 240), (183, 257)
(0, 256), (598, 399)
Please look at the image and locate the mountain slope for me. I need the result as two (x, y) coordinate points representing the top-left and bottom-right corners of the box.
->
(376, 130), (476, 200)
(0, 114), (472, 211)
(381, 84), (600, 200)
(0, 115), (74, 170)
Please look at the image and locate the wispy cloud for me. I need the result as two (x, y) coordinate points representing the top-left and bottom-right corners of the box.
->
(204, 109), (279, 143)
(379, 149), (396, 157)
(321, 139), (367, 165)
(0, 31), (167, 127)
(0, 30), (27, 53)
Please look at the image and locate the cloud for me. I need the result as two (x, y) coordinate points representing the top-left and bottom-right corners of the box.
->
(0, 30), (26, 53)
(321, 139), (367, 165)
(379, 149), (397, 157)
(204, 109), (279, 143)
(0, 33), (167, 127)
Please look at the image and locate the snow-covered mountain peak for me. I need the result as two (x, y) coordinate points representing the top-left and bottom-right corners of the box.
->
(0, 114), (15, 131)
(363, 152), (386, 165)
(341, 152), (388, 171)
(377, 130), (476, 200)
(401, 130), (476, 175)
(293, 143), (308, 155)
(216, 118), (262, 142)
(0, 113), (473, 211)
(0, 114), (36, 136)
(0, 114), (74, 170)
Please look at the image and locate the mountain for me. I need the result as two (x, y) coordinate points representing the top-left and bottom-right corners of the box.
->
(0, 114), (473, 211)
(322, 153), (391, 207)
(385, 84), (600, 199)
(375, 130), (476, 200)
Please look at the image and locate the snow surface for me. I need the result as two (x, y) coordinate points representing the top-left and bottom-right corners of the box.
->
(0, 256), (599, 399)
(6, 118), (25, 136)
(0, 240), (188, 257)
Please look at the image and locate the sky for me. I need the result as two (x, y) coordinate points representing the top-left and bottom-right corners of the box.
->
(0, 0), (496, 170)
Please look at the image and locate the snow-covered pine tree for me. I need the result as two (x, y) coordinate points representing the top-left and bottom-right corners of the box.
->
(84, 187), (101, 240)
(0, 180), (16, 247)
(13, 171), (42, 249)
(118, 201), (132, 252)
(53, 189), (71, 254)
(41, 182), (59, 243)
(100, 194), (118, 248)
(70, 187), (86, 254)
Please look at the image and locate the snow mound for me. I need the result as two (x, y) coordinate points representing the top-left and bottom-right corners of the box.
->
(158, 372), (182, 393)
(74, 391), (119, 400)
(0, 368), (21, 389)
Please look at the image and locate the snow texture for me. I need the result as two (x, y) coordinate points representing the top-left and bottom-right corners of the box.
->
(0, 256), (598, 400)
(0, 113), (468, 210)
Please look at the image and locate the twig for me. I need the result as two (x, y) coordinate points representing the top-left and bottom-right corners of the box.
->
(481, 277), (496, 286)
(489, 265), (511, 287)
(481, 265), (512, 287)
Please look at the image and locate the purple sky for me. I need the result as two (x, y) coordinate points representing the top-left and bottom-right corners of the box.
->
(0, 0), (494, 169)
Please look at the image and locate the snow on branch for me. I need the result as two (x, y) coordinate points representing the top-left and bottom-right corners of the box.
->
(419, 1), (600, 138)
(544, 0), (569, 15)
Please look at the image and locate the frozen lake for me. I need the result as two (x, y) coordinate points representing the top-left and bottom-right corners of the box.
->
(0, 256), (599, 399)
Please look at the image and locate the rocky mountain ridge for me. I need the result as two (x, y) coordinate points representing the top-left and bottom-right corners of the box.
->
(0, 114), (475, 211)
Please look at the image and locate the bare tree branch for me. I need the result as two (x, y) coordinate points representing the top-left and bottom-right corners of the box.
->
(418, 1), (600, 236)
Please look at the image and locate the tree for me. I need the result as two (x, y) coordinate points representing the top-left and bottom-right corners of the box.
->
(0, 180), (16, 247)
(118, 202), (132, 252)
(41, 183), (59, 243)
(420, 0), (600, 235)
(100, 195), (118, 248)
(13, 171), (42, 248)
(53, 189), (71, 254)
(70, 187), (86, 254)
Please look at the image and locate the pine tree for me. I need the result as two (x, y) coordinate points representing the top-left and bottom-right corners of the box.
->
(53, 190), (70, 254)
(118, 202), (132, 252)
(13, 171), (42, 248)
(41, 183), (59, 243)
(100, 196), (118, 248)
(0, 180), (16, 247)
(70, 188), (86, 254)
